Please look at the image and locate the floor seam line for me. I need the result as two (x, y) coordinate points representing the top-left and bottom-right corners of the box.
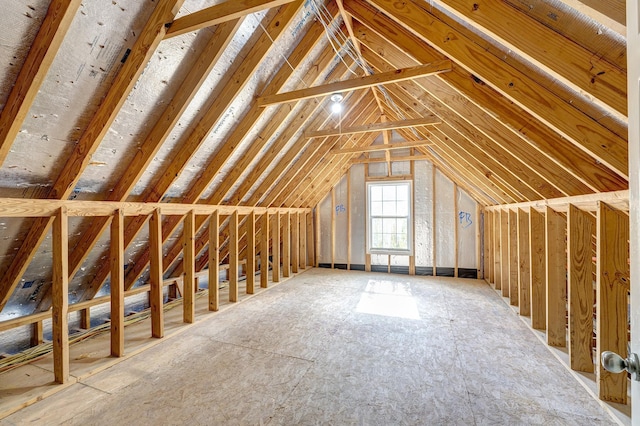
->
(200, 338), (316, 363)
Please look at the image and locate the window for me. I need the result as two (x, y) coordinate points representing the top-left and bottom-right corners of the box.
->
(367, 181), (412, 255)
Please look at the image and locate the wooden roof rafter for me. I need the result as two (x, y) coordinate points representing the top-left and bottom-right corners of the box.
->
(363, 54), (562, 201)
(330, 139), (433, 154)
(387, 113), (518, 204)
(257, 60), (451, 106)
(351, 0), (628, 179)
(347, 1), (626, 194)
(164, 0), (298, 39)
(304, 115), (440, 138)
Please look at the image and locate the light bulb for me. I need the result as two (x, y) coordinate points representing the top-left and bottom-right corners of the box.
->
(331, 102), (343, 114)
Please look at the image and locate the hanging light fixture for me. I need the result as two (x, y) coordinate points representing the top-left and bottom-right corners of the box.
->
(330, 93), (343, 114)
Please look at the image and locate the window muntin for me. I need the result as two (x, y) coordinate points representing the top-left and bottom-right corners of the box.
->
(367, 181), (412, 255)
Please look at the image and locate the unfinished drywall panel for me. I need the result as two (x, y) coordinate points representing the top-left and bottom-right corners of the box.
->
(349, 164), (365, 266)
(414, 160), (433, 269)
(334, 175), (348, 265)
(318, 192), (332, 265)
(457, 189), (477, 271)
(435, 168), (455, 271)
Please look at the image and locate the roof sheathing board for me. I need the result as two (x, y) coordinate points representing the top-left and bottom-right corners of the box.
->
(0, 0), (153, 195)
(199, 31), (338, 201)
(168, 4), (317, 199)
(73, 28), (220, 198)
(129, 11), (270, 198)
(226, 54), (359, 204)
(0, 0), (50, 110)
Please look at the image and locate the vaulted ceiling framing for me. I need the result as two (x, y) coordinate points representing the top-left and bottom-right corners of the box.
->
(0, 0), (628, 319)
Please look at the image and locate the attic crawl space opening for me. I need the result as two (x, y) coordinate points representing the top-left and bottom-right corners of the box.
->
(0, 0), (635, 421)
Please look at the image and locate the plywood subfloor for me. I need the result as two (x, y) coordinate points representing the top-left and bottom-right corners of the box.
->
(1, 269), (618, 425)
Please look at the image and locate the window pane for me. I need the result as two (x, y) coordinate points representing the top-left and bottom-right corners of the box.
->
(398, 218), (407, 234)
(383, 234), (393, 248)
(382, 200), (396, 216)
(397, 200), (408, 216)
(397, 185), (408, 200)
(383, 218), (396, 233)
(372, 233), (383, 248)
(371, 201), (382, 216)
(383, 185), (396, 201)
(397, 233), (407, 249)
(371, 186), (382, 201)
(372, 218), (383, 233)
(367, 182), (411, 253)
(390, 233), (398, 248)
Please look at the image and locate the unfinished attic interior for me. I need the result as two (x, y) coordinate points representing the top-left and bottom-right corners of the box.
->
(0, 0), (639, 423)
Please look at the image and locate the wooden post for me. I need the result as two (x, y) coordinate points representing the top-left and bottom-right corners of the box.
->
(529, 208), (546, 330)
(331, 187), (336, 269)
(283, 212), (291, 277)
(183, 211), (195, 323)
(300, 212), (307, 269)
(209, 211), (220, 311)
(261, 213), (270, 288)
(110, 209), (125, 357)
(292, 212), (299, 274)
(409, 155), (416, 275)
(149, 209), (164, 338)
(365, 164), (371, 273)
(596, 202), (630, 403)
(307, 211), (314, 267)
(79, 308), (91, 330)
(495, 212), (502, 289)
(567, 204), (594, 373)
(517, 209), (531, 316)
(229, 210), (239, 302)
(454, 183), (458, 278)
(476, 204), (481, 279)
(272, 212), (280, 282)
(546, 206), (567, 347)
(500, 210), (509, 298)
(315, 206), (321, 268)
(347, 169), (352, 271)
(484, 210), (493, 283)
(432, 165), (436, 276)
(52, 207), (69, 384)
(509, 209), (518, 306)
(246, 210), (256, 294)
(30, 321), (44, 347)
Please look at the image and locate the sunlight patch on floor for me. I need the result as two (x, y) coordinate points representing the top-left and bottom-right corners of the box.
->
(355, 279), (420, 320)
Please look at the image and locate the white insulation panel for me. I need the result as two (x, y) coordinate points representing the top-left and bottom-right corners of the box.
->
(435, 168), (455, 269)
(414, 161), (433, 267)
(318, 193), (331, 265)
(333, 175), (349, 264)
(457, 189), (477, 269)
(349, 165), (365, 265)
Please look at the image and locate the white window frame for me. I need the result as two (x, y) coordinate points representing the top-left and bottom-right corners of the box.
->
(366, 180), (413, 255)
